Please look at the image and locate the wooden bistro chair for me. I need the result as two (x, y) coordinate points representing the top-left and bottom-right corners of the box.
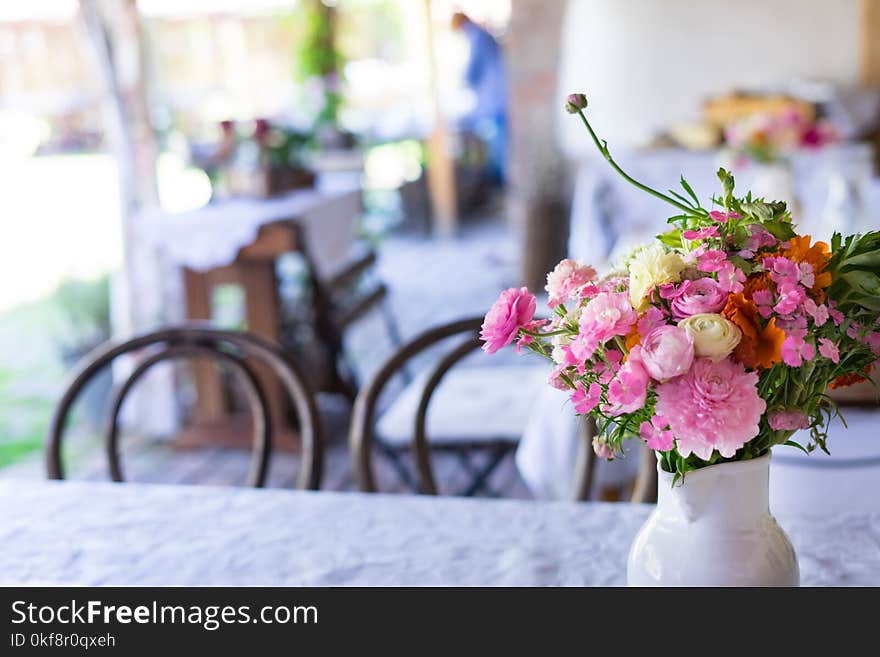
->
(349, 317), (548, 496)
(46, 326), (323, 489)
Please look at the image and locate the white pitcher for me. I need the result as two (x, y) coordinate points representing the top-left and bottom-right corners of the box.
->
(627, 454), (799, 586)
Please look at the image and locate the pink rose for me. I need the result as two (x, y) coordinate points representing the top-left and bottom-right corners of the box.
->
(669, 278), (728, 320)
(545, 259), (597, 308)
(655, 357), (766, 460)
(578, 292), (638, 346)
(480, 287), (537, 354)
(768, 409), (810, 431)
(639, 325), (694, 382)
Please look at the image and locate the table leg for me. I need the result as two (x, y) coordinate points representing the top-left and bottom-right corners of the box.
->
(183, 267), (226, 423)
(239, 259), (287, 432)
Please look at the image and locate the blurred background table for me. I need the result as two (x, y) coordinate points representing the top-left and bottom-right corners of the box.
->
(2, 480), (877, 586)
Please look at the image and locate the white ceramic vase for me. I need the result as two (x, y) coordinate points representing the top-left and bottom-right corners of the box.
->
(627, 454), (799, 587)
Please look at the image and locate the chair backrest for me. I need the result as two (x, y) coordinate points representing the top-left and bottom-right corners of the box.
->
(350, 317), (513, 494)
(46, 325), (323, 488)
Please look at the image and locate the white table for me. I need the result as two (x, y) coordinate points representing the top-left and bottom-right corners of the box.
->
(1, 481), (877, 586)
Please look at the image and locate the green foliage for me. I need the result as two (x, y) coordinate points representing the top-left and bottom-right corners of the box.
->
(52, 274), (111, 350)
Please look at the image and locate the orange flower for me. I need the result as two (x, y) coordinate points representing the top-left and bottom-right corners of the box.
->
(624, 325), (641, 352)
(782, 235), (832, 299)
(742, 272), (771, 301)
(722, 293), (786, 369)
(829, 365), (873, 390)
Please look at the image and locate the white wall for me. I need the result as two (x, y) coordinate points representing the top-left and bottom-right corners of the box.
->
(556, 0), (860, 156)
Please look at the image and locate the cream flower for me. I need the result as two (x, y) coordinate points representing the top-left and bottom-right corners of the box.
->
(678, 313), (742, 361)
(627, 243), (686, 310)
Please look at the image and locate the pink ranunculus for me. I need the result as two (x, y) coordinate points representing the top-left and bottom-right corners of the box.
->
(602, 346), (649, 415)
(818, 338), (840, 363)
(545, 259), (597, 308)
(480, 287), (537, 354)
(655, 357), (766, 460)
(639, 416), (674, 451)
(639, 325), (694, 382)
(768, 409), (810, 431)
(578, 292), (638, 345)
(781, 334), (815, 367)
(637, 306), (667, 336)
(571, 381), (602, 414)
(696, 249), (728, 273)
(716, 262), (746, 294)
(669, 278), (727, 320)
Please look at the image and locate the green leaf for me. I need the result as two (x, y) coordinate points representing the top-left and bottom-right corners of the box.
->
(657, 229), (683, 249)
(667, 190), (698, 209)
(761, 219), (797, 241)
(680, 176), (701, 207)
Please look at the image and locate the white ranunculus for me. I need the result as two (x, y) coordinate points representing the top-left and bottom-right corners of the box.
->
(627, 242), (686, 310)
(678, 313), (742, 361)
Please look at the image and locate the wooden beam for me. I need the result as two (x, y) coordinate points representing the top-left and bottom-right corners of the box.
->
(861, 0), (880, 85)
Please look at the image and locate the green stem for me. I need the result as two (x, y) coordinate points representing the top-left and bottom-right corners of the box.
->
(575, 110), (699, 217)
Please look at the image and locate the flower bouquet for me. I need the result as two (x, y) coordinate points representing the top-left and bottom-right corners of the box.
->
(481, 93), (880, 586)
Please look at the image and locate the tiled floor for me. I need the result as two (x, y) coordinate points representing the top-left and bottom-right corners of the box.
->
(1, 218), (534, 498)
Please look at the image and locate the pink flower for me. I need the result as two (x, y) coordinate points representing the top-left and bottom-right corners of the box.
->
(696, 249), (728, 273)
(818, 338), (840, 363)
(763, 256), (799, 286)
(797, 262), (815, 288)
(545, 259), (597, 308)
(655, 357), (766, 460)
(481, 287), (537, 354)
(514, 319), (548, 353)
(579, 292), (638, 345)
(716, 262), (746, 294)
(639, 325), (695, 382)
(603, 347), (649, 415)
(803, 298), (828, 327)
(548, 365), (569, 390)
(828, 301), (844, 326)
(745, 225), (778, 251)
(865, 332), (880, 355)
(709, 210), (741, 223)
(781, 335), (815, 367)
(571, 381), (602, 414)
(768, 409), (810, 431)
(639, 416), (674, 451)
(847, 322), (862, 340)
(682, 226), (720, 240)
(753, 289), (775, 319)
(637, 306), (667, 336)
(669, 278), (727, 320)
(773, 283), (806, 316)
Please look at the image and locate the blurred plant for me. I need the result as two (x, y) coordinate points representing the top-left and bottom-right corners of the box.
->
(295, 0), (345, 128)
(264, 125), (314, 170)
(52, 274), (112, 355)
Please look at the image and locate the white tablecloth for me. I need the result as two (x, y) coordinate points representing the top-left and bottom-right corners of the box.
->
(1, 481), (877, 586)
(139, 185), (362, 277)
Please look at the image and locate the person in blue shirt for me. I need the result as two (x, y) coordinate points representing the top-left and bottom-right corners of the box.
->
(452, 12), (508, 186)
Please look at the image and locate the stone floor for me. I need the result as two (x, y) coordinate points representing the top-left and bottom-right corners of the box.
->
(0, 217), (535, 498)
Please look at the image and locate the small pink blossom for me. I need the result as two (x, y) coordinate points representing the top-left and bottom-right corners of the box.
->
(514, 319), (548, 353)
(639, 326), (695, 382)
(668, 278), (728, 320)
(773, 283), (806, 316)
(716, 262), (746, 294)
(781, 335), (816, 367)
(696, 249), (728, 273)
(745, 225), (778, 252)
(797, 262), (815, 288)
(803, 298), (828, 327)
(655, 357), (766, 460)
(683, 226), (720, 240)
(753, 289), (775, 319)
(571, 381), (602, 414)
(639, 416), (674, 451)
(847, 322), (862, 340)
(818, 338), (840, 363)
(602, 347), (649, 416)
(548, 365), (570, 390)
(828, 301), (844, 326)
(579, 292), (638, 346)
(763, 256), (800, 286)
(768, 409), (810, 431)
(865, 332), (880, 355)
(637, 306), (667, 336)
(709, 210), (741, 223)
(481, 287), (537, 354)
(545, 259), (597, 308)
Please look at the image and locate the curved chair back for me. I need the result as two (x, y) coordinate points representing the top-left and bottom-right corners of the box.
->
(46, 325), (322, 488)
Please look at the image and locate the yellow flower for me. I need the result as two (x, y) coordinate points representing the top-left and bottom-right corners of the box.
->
(628, 243), (686, 310)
